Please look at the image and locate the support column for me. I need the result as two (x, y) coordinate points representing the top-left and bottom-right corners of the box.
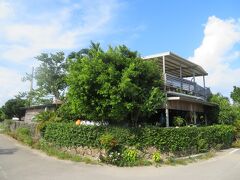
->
(193, 112), (197, 124)
(163, 56), (169, 127)
(165, 102), (169, 127)
(203, 75), (206, 98)
(180, 65), (182, 92)
(205, 114), (208, 125)
(163, 56), (166, 91)
(193, 72), (196, 95)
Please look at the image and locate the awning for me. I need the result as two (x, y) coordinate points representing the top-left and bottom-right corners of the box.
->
(143, 52), (207, 78)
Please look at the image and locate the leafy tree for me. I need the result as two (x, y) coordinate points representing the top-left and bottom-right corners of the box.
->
(67, 41), (101, 60)
(2, 98), (26, 120)
(34, 52), (67, 99)
(0, 107), (5, 121)
(209, 93), (237, 124)
(66, 43), (165, 125)
(23, 52), (67, 105)
(231, 86), (240, 104)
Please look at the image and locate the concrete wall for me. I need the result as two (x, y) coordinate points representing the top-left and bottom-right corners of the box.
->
(24, 105), (56, 124)
(24, 108), (45, 123)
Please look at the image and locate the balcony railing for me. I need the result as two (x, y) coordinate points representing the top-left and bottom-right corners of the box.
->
(165, 73), (211, 99)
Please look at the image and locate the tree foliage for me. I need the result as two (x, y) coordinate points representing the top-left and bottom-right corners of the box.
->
(2, 98), (26, 120)
(23, 52), (67, 106)
(66, 43), (165, 124)
(35, 52), (67, 99)
(0, 107), (5, 121)
(209, 93), (237, 124)
(231, 86), (240, 104)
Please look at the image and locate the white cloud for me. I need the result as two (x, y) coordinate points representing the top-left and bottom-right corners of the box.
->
(0, 0), (120, 64)
(189, 16), (240, 97)
(0, 0), (13, 19)
(0, 67), (29, 106)
(0, 0), (121, 106)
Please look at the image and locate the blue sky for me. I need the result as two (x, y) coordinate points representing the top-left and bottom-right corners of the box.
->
(0, 0), (240, 106)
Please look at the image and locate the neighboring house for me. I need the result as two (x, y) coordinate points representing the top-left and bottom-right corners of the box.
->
(144, 52), (216, 127)
(24, 104), (56, 123)
(24, 98), (63, 123)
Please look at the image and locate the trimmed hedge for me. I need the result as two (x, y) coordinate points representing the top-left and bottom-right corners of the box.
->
(44, 123), (235, 154)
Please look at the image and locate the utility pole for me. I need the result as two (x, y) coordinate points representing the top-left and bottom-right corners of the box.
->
(29, 67), (34, 107)
(30, 67), (34, 92)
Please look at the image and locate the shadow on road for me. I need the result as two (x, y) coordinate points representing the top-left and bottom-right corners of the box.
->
(0, 148), (18, 155)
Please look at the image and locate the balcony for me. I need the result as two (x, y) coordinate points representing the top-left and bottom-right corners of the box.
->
(165, 73), (211, 100)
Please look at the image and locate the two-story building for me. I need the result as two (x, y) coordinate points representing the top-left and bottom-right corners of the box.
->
(144, 52), (216, 127)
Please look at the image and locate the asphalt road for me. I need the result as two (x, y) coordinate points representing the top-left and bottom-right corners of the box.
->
(0, 134), (240, 180)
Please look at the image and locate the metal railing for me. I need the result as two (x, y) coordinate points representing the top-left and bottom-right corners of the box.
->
(165, 73), (211, 99)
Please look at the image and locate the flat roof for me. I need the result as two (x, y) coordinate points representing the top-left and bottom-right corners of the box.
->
(143, 51), (208, 77)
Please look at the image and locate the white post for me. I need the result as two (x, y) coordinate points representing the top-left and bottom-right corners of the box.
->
(165, 102), (169, 127)
(180, 65), (182, 92)
(194, 112), (197, 124)
(203, 75), (206, 98)
(163, 56), (167, 93)
(163, 55), (169, 127)
(193, 72), (196, 95)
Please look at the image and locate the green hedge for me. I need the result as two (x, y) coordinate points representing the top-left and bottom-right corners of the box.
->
(44, 123), (235, 154)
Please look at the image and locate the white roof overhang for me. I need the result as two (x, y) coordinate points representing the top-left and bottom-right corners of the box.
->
(143, 52), (208, 78)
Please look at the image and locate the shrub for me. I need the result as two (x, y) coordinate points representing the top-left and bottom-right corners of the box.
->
(35, 111), (62, 134)
(15, 127), (33, 146)
(44, 123), (234, 155)
(1, 119), (13, 133)
(197, 139), (208, 152)
(173, 116), (185, 127)
(152, 151), (161, 163)
(122, 148), (139, 166)
(99, 133), (118, 151)
(233, 120), (240, 138)
(101, 151), (122, 165)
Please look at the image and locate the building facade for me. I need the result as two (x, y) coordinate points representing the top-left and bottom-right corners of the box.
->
(144, 52), (216, 127)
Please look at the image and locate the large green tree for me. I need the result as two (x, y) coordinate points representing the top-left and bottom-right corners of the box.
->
(66, 44), (165, 124)
(209, 93), (237, 124)
(231, 86), (240, 104)
(35, 52), (67, 99)
(2, 98), (26, 120)
(23, 52), (67, 105)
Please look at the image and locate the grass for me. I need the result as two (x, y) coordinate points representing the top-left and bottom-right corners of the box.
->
(232, 139), (240, 148)
(7, 130), (99, 165)
(0, 123), (4, 133)
(37, 139), (98, 164)
(163, 150), (216, 166)
(0, 122), (8, 133)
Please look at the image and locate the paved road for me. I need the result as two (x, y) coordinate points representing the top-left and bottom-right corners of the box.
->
(1, 134), (240, 180)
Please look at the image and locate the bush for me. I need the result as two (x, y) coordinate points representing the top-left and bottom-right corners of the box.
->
(15, 127), (33, 146)
(101, 151), (122, 165)
(121, 148), (139, 166)
(173, 116), (185, 127)
(152, 151), (161, 163)
(1, 119), (13, 133)
(233, 120), (240, 138)
(44, 123), (234, 155)
(99, 133), (118, 151)
(35, 111), (62, 134)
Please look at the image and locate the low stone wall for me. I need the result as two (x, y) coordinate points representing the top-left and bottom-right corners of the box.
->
(61, 146), (106, 160)
(61, 146), (167, 161)
(9, 121), (39, 138)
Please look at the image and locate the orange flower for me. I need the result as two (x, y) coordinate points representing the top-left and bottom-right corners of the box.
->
(76, 119), (81, 125)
